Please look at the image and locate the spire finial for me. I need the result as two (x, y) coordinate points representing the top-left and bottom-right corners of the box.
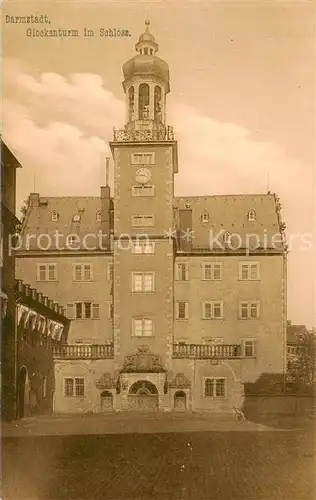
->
(145, 19), (150, 31)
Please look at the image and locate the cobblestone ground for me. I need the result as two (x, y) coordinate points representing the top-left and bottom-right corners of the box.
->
(2, 415), (315, 500)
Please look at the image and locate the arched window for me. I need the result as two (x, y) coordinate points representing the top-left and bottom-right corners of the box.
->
(51, 210), (59, 222)
(247, 209), (256, 221)
(96, 210), (101, 222)
(139, 83), (150, 119)
(154, 86), (162, 122)
(201, 212), (209, 223)
(150, 49), (153, 55)
(128, 86), (134, 121)
(144, 47), (148, 55)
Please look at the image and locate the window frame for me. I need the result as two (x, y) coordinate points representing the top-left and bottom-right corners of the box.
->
(132, 185), (155, 197)
(131, 152), (155, 165)
(239, 262), (260, 281)
(239, 301), (260, 319)
(131, 272), (155, 293)
(247, 210), (256, 222)
(202, 301), (224, 320)
(131, 215), (155, 227)
(63, 377), (85, 397)
(51, 210), (59, 222)
(242, 339), (257, 357)
(175, 262), (189, 281)
(202, 262), (222, 281)
(132, 317), (154, 337)
(203, 377), (227, 398)
(176, 301), (189, 320)
(131, 241), (155, 254)
(67, 302), (100, 320)
(72, 263), (93, 282)
(36, 263), (57, 282)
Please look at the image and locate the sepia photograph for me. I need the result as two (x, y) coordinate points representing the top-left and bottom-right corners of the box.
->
(1, 0), (315, 499)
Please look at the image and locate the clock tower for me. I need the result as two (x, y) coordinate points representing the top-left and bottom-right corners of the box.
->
(110, 21), (178, 411)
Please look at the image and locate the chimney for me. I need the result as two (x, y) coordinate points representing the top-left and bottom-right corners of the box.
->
(100, 157), (111, 249)
(178, 208), (193, 252)
(29, 193), (40, 207)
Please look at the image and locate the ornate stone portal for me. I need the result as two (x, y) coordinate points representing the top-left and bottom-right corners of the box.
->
(96, 373), (116, 390)
(121, 346), (166, 373)
(169, 373), (191, 389)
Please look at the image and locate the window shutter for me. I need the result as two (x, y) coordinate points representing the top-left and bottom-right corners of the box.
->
(66, 303), (74, 319)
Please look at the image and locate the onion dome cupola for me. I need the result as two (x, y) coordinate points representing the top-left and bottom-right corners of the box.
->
(122, 21), (170, 125)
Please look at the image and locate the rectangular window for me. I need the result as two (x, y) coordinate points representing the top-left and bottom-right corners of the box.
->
(176, 301), (189, 320)
(64, 378), (74, 397)
(67, 302), (100, 319)
(243, 340), (256, 357)
(239, 302), (260, 319)
(64, 378), (85, 397)
(132, 215), (155, 227)
(131, 152), (155, 165)
(72, 264), (93, 281)
(132, 317), (154, 337)
(202, 263), (222, 280)
(239, 262), (260, 280)
(132, 272), (155, 292)
(202, 301), (223, 320)
(132, 185), (155, 197)
(131, 241), (155, 254)
(175, 263), (189, 281)
(204, 378), (226, 398)
(36, 264), (57, 281)
(107, 262), (113, 281)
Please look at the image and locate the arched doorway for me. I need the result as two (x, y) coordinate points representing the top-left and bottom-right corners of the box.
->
(100, 390), (113, 412)
(18, 367), (27, 418)
(128, 380), (158, 411)
(174, 391), (187, 411)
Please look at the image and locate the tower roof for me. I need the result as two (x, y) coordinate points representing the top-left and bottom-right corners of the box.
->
(122, 21), (170, 92)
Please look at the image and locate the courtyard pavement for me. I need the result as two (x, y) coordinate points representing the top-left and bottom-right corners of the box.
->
(1, 411), (297, 437)
(2, 413), (315, 500)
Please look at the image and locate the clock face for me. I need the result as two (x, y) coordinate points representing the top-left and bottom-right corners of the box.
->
(135, 167), (151, 184)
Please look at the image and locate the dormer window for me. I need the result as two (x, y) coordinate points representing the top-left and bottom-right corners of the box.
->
(51, 211), (59, 222)
(247, 210), (256, 221)
(201, 212), (209, 223)
(96, 210), (101, 223)
(223, 232), (231, 244)
(185, 203), (191, 209)
(72, 214), (81, 223)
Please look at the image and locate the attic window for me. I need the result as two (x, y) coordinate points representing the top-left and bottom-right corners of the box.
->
(201, 212), (209, 223)
(72, 214), (81, 223)
(247, 210), (256, 221)
(223, 232), (231, 244)
(51, 211), (59, 222)
(185, 203), (191, 209)
(96, 211), (101, 222)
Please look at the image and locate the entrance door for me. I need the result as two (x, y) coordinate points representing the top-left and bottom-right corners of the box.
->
(128, 381), (158, 411)
(174, 390), (187, 411)
(100, 390), (113, 411)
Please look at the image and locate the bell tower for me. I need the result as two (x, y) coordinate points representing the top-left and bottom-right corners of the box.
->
(110, 21), (178, 411)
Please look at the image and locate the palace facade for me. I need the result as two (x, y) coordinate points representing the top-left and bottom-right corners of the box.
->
(15, 22), (287, 414)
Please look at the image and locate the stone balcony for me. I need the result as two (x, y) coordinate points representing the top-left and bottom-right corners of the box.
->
(172, 343), (243, 359)
(53, 344), (114, 360)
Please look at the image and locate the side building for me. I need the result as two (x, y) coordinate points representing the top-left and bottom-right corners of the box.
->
(1, 139), (71, 420)
(15, 22), (287, 414)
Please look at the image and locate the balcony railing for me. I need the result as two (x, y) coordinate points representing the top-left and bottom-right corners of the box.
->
(112, 125), (175, 142)
(53, 344), (114, 360)
(173, 343), (242, 359)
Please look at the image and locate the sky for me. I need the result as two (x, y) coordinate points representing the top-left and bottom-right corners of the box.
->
(2, 0), (315, 327)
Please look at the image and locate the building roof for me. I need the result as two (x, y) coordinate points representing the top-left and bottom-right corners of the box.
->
(1, 139), (22, 169)
(18, 192), (285, 254)
(287, 324), (309, 344)
(175, 194), (284, 252)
